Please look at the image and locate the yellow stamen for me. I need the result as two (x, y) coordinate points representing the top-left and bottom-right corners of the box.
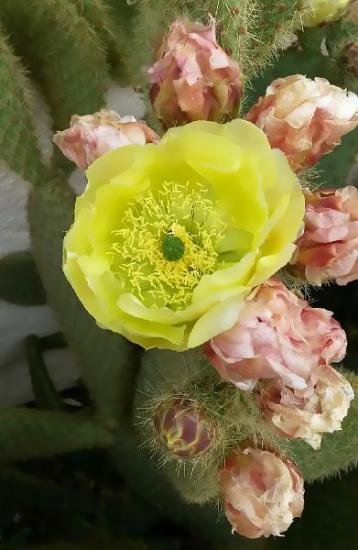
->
(110, 181), (226, 309)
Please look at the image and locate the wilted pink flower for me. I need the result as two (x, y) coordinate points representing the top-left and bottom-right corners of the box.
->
(246, 75), (358, 171)
(204, 278), (346, 391)
(292, 186), (358, 285)
(219, 447), (304, 538)
(261, 365), (354, 450)
(153, 399), (215, 458)
(148, 17), (242, 126)
(53, 110), (159, 169)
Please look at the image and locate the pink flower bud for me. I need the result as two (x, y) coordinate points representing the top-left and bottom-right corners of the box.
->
(204, 278), (346, 392)
(246, 75), (358, 171)
(292, 186), (358, 285)
(53, 110), (159, 169)
(219, 448), (304, 538)
(153, 399), (214, 458)
(148, 17), (242, 126)
(261, 365), (354, 450)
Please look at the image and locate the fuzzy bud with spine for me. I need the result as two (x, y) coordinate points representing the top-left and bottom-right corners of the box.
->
(153, 398), (215, 459)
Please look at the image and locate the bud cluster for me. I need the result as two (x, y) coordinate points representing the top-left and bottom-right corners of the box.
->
(205, 277), (353, 451)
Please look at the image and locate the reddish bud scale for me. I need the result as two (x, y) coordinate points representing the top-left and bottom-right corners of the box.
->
(154, 399), (214, 458)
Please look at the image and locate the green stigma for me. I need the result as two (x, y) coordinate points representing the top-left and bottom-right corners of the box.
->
(162, 233), (185, 262)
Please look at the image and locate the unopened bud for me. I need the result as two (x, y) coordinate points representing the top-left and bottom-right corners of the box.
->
(154, 399), (215, 458)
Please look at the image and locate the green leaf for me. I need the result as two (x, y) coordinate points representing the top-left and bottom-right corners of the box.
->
(246, 28), (334, 108)
(0, 407), (113, 462)
(25, 335), (64, 410)
(0, 250), (46, 306)
(39, 332), (67, 351)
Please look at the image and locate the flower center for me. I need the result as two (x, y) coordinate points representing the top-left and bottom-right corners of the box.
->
(110, 181), (227, 310)
(162, 232), (185, 262)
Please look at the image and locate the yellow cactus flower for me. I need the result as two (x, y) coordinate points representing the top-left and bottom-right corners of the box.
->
(63, 120), (304, 350)
(303, 0), (351, 26)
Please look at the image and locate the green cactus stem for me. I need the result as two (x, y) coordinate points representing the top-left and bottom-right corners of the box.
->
(0, 408), (113, 462)
(0, 24), (48, 185)
(0, 0), (109, 130)
(28, 181), (142, 427)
